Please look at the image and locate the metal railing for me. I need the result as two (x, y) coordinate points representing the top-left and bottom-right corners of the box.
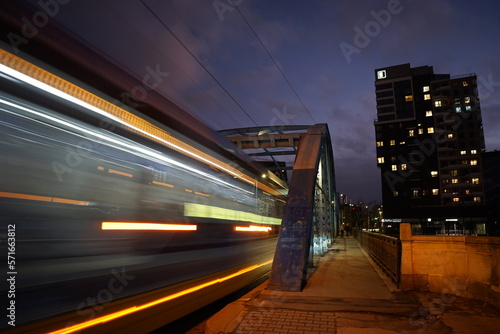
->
(354, 229), (401, 287)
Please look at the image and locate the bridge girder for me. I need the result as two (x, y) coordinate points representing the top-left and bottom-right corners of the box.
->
(267, 123), (338, 291)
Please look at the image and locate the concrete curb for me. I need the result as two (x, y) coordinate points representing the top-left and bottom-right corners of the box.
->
(205, 281), (268, 334)
(205, 300), (246, 334)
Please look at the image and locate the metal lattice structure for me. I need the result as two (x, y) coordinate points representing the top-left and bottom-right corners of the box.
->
(267, 124), (338, 291)
(219, 125), (310, 184)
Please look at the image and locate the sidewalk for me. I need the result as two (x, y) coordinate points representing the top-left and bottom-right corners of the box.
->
(205, 238), (500, 334)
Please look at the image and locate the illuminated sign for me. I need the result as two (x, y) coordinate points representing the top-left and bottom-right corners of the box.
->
(377, 70), (387, 79)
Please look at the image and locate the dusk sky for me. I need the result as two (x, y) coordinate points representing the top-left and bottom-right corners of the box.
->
(21, 0), (500, 202)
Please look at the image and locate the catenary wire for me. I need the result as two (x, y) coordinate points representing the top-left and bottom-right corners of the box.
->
(140, 0), (259, 126)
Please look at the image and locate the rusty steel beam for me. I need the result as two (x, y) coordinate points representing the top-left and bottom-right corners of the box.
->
(227, 133), (301, 149)
(267, 124), (337, 291)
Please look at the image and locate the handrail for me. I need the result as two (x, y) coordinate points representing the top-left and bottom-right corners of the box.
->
(355, 230), (401, 287)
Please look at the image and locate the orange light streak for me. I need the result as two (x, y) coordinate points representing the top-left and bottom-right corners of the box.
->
(0, 192), (89, 206)
(152, 181), (174, 188)
(108, 169), (133, 178)
(46, 259), (273, 334)
(101, 222), (197, 231)
(235, 226), (272, 232)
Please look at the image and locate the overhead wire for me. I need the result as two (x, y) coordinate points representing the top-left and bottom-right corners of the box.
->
(141, 0), (314, 180)
(140, 0), (259, 126)
(230, 1), (317, 124)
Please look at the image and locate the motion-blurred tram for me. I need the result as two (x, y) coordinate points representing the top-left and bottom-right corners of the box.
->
(0, 45), (286, 333)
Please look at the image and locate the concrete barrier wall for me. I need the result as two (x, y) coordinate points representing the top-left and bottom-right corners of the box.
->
(400, 223), (500, 309)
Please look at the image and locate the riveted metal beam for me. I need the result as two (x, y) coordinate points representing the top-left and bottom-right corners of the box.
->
(267, 124), (337, 291)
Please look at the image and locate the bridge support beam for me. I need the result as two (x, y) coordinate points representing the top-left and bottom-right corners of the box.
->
(267, 124), (336, 291)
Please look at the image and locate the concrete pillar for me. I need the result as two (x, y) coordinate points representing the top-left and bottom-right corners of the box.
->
(399, 223), (414, 290)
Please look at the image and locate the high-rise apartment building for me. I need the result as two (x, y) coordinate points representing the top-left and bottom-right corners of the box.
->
(374, 64), (486, 232)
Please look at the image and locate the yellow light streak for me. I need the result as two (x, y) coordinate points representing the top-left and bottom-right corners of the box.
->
(108, 169), (133, 178)
(194, 191), (210, 197)
(0, 192), (89, 206)
(152, 181), (174, 188)
(46, 259), (273, 334)
(184, 203), (282, 225)
(0, 49), (283, 197)
(235, 226), (272, 232)
(101, 222), (197, 231)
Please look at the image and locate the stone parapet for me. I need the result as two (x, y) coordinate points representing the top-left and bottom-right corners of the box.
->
(400, 223), (500, 309)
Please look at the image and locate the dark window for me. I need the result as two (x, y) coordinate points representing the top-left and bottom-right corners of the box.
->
(377, 106), (394, 114)
(377, 98), (394, 106)
(376, 91), (393, 98)
(378, 114), (395, 122)
(376, 83), (392, 90)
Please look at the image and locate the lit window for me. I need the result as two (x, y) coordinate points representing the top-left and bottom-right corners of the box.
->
(400, 141), (406, 145)
(472, 177), (479, 184)
(465, 189), (470, 195)
(464, 97), (471, 104)
(454, 98), (461, 104)
(405, 95), (413, 102)
(393, 191), (399, 196)
(427, 127), (434, 133)
(461, 160), (468, 165)
(455, 106), (462, 113)
(431, 171), (438, 177)
(432, 189), (439, 195)
(453, 197), (460, 202)
(435, 100), (442, 107)
(401, 164), (407, 170)
(470, 160), (478, 165)
(418, 128), (424, 135)
(412, 190), (419, 197)
(471, 149), (477, 154)
(409, 130), (415, 137)
(423, 86), (430, 92)
(460, 150), (466, 155)
(377, 141), (384, 147)
(426, 110), (433, 117)
(447, 134), (453, 138)
(377, 70), (387, 79)
(392, 165), (397, 171)
(390, 139), (396, 146)
(466, 105), (471, 111)
(451, 170), (458, 176)
(377, 157), (385, 164)
(452, 178), (458, 184)
(474, 196), (481, 203)
(462, 81), (469, 87)
(424, 94), (431, 100)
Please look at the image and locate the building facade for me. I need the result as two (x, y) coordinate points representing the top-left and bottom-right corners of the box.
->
(374, 64), (486, 234)
(482, 151), (500, 235)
